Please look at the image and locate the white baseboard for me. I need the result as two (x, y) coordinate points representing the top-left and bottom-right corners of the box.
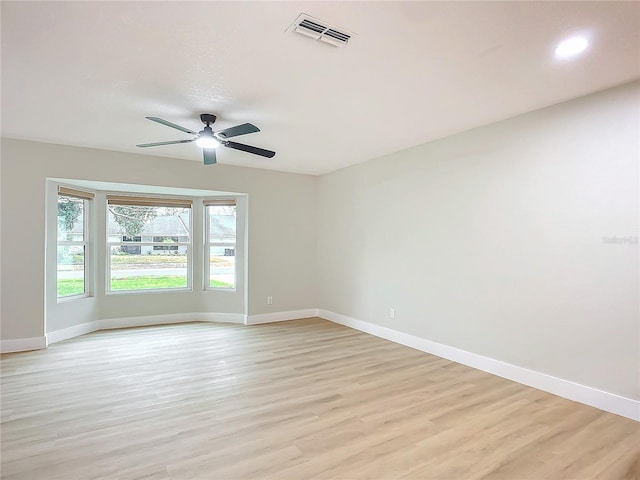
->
(246, 309), (319, 325)
(98, 313), (196, 330)
(45, 312), (247, 345)
(18, 309), (313, 350)
(0, 336), (47, 353)
(197, 313), (247, 325)
(97, 312), (245, 330)
(46, 321), (98, 345)
(318, 309), (640, 422)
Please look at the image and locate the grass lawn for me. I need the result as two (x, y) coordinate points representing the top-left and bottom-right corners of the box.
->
(108, 255), (232, 265)
(109, 256), (232, 270)
(58, 276), (233, 296)
(58, 280), (86, 297)
(110, 255), (187, 265)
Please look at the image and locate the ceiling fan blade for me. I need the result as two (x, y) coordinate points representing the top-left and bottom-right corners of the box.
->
(216, 123), (260, 139)
(136, 139), (195, 148)
(146, 117), (197, 135)
(224, 141), (276, 158)
(203, 148), (217, 165)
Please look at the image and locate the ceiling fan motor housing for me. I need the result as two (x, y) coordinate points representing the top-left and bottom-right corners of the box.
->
(200, 114), (217, 126)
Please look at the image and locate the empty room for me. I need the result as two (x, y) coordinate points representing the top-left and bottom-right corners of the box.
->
(1, 1), (638, 479)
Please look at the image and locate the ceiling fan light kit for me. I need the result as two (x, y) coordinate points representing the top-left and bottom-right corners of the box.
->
(194, 130), (220, 149)
(136, 113), (275, 165)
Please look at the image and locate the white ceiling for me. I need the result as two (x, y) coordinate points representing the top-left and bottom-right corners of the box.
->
(2, 1), (639, 175)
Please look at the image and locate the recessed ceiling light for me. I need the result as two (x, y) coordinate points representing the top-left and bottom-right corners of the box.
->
(554, 36), (589, 58)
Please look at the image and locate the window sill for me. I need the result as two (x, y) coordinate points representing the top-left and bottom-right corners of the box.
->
(204, 288), (237, 293)
(57, 293), (91, 304)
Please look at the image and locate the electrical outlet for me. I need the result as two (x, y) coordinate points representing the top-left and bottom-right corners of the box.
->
(267, 296), (273, 305)
(390, 308), (395, 319)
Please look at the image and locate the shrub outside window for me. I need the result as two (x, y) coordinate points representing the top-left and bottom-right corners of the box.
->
(106, 195), (192, 293)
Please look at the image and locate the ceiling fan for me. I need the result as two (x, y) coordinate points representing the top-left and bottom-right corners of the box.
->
(136, 114), (276, 165)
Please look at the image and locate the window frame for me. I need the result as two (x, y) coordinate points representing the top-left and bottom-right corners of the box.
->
(105, 196), (193, 295)
(57, 188), (92, 302)
(204, 199), (237, 291)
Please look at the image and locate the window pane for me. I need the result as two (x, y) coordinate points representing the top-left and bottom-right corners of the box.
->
(108, 206), (190, 241)
(208, 205), (236, 244)
(209, 246), (235, 289)
(58, 196), (84, 241)
(57, 245), (84, 297)
(110, 246), (188, 291)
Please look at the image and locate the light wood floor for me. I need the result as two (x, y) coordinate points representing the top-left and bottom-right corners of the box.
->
(1, 319), (638, 480)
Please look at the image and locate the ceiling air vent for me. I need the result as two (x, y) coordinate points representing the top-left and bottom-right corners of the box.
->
(288, 14), (354, 47)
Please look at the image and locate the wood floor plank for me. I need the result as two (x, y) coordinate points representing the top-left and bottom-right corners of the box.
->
(1, 319), (638, 479)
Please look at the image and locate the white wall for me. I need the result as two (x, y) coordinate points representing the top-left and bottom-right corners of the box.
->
(317, 81), (640, 401)
(1, 140), (317, 340)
